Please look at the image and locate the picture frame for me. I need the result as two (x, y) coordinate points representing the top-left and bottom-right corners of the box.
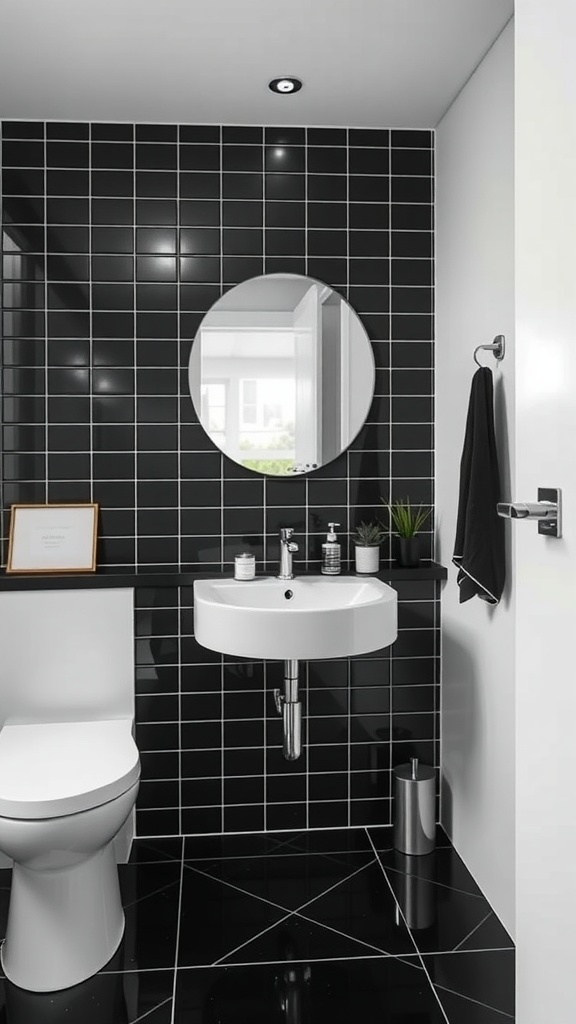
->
(6, 503), (99, 574)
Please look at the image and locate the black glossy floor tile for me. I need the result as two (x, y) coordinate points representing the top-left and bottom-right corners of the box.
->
(190, 849), (374, 911)
(174, 956), (448, 1023)
(219, 912), (392, 965)
(424, 950), (515, 1020)
(0, 965), (173, 1023)
(178, 866), (289, 967)
(113, 861), (181, 971)
(299, 859), (416, 957)
(456, 912), (514, 952)
(375, 846), (485, 899)
(382, 865), (509, 954)
(434, 986), (514, 1023)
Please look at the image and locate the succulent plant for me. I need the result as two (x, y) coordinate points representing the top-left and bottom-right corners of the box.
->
(381, 498), (431, 538)
(352, 520), (387, 547)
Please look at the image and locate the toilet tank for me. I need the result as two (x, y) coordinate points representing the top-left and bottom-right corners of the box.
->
(0, 588), (135, 728)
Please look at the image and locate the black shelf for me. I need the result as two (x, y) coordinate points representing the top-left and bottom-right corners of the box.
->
(0, 561), (447, 591)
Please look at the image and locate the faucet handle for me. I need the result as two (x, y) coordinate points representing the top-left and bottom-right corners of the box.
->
(280, 527), (295, 541)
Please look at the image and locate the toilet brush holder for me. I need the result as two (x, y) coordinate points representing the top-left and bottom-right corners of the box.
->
(393, 758), (436, 856)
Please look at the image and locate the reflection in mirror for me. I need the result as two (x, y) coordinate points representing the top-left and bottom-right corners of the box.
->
(189, 274), (375, 476)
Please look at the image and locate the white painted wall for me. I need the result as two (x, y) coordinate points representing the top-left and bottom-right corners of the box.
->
(435, 23), (515, 935)
(515, 1), (576, 1019)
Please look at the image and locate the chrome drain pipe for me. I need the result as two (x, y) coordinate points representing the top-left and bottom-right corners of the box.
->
(273, 660), (302, 761)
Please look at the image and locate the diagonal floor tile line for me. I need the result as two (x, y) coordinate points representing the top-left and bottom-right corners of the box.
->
(434, 980), (515, 1019)
(382, 862), (487, 901)
(212, 910), (295, 966)
(169, 847), (185, 1024)
(183, 861), (296, 916)
(291, 856), (378, 916)
(292, 908), (399, 958)
(422, 946), (516, 956)
(133, 996), (173, 1024)
(452, 909), (496, 951)
(366, 829), (451, 1024)
(122, 877), (181, 911)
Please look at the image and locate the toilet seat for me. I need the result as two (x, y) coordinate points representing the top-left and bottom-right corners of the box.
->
(0, 719), (140, 819)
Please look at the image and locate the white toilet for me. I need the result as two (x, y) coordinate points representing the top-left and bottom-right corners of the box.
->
(0, 588), (141, 993)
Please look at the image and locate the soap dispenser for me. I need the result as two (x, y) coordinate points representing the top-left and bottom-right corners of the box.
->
(322, 523), (341, 575)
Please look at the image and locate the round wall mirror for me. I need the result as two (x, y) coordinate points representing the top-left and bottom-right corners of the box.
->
(189, 274), (375, 476)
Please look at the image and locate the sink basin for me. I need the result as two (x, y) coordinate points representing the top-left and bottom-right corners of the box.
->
(193, 575), (397, 660)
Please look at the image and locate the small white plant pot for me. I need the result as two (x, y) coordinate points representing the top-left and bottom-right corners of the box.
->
(354, 544), (380, 574)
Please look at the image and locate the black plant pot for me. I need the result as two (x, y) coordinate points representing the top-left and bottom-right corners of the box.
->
(397, 535), (421, 568)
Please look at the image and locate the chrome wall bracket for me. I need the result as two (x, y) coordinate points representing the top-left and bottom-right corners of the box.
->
(497, 487), (562, 538)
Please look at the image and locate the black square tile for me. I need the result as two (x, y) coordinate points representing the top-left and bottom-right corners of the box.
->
(92, 123), (134, 141)
(2, 120), (44, 139)
(136, 170), (177, 198)
(265, 147), (304, 173)
(265, 174), (304, 201)
(223, 228), (263, 256)
(266, 127), (305, 146)
(350, 148), (390, 175)
(180, 125), (220, 144)
(181, 227), (219, 254)
(92, 226), (134, 253)
(136, 143), (177, 170)
(223, 200), (263, 227)
(307, 175), (346, 202)
(392, 176), (433, 203)
(180, 145), (220, 172)
(180, 172), (220, 199)
(2, 140), (45, 167)
(307, 258), (347, 287)
(92, 198), (134, 225)
(222, 172), (263, 199)
(265, 229), (303, 256)
(392, 149), (433, 176)
(223, 126), (262, 144)
(223, 147), (262, 172)
(47, 123), (89, 141)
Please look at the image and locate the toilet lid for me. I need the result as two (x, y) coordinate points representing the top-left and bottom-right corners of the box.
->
(0, 719), (140, 819)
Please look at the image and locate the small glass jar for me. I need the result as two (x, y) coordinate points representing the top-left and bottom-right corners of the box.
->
(234, 553), (256, 580)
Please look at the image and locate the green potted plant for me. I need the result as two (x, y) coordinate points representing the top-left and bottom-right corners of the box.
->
(352, 520), (387, 574)
(381, 498), (431, 567)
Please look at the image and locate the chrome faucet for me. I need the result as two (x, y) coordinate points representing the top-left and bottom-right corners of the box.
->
(278, 527), (299, 580)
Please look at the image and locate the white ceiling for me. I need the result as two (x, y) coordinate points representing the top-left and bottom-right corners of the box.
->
(0, 0), (513, 128)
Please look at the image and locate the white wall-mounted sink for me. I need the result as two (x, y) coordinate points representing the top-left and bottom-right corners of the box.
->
(193, 576), (397, 661)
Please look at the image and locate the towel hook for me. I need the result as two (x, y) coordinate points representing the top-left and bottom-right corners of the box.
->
(473, 334), (505, 368)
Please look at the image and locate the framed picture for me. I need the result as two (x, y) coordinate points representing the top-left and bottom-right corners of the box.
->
(6, 503), (99, 574)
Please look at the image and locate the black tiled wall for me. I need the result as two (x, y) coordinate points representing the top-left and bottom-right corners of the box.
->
(0, 121), (437, 836)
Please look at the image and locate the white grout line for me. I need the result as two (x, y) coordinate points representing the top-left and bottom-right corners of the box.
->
(169, 849), (185, 1024)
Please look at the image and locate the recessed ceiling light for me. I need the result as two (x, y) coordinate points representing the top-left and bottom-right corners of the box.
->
(269, 77), (303, 95)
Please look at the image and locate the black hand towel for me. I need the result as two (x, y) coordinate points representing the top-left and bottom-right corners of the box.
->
(452, 366), (505, 604)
